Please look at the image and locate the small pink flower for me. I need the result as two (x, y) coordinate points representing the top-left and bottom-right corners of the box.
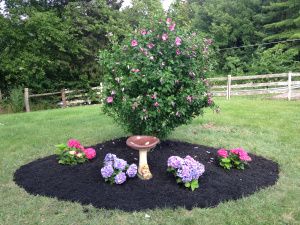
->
(67, 139), (81, 149)
(140, 29), (147, 35)
(166, 18), (172, 25)
(217, 149), (228, 158)
(169, 23), (176, 31)
(208, 97), (213, 105)
(176, 111), (181, 117)
(230, 149), (240, 155)
(131, 39), (138, 47)
(154, 102), (159, 107)
(175, 37), (182, 46)
(186, 95), (192, 103)
(106, 96), (113, 103)
(131, 68), (140, 73)
(176, 49), (181, 55)
(162, 33), (168, 41)
(84, 148), (96, 160)
(151, 94), (157, 99)
(147, 43), (155, 49)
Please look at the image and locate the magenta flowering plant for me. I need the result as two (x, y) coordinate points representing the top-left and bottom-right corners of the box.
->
(100, 153), (137, 185)
(99, 16), (215, 138)
(167, 155), (205, 191)
(55, 139), (96, 165)
(217, 148), (252, 170)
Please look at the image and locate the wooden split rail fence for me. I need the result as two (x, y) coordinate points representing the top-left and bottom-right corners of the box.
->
(24, 84), (103, 112)
(21, 72), (300, 112)
(208, 71), (300, 100)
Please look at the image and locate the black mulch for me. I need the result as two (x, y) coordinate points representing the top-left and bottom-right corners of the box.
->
(14, 138), (279, 211)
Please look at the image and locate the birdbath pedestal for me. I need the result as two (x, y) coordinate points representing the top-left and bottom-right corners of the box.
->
(126, 136), (160, 180)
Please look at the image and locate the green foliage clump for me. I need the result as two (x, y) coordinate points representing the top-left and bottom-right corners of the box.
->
(9, 87), (24, 113)
(100, 17), (215, 138)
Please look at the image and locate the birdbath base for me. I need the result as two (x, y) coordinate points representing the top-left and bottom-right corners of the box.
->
(126, 136), (160, 180)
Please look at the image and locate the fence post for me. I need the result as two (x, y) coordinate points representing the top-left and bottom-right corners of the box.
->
(226, 75), (232, 100)
(61, 89), (67, 107)
(24, 88), (30, 112)
(287, 71), (292, 101)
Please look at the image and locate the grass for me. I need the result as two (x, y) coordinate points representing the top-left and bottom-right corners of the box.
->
(0, 96), (300, 225)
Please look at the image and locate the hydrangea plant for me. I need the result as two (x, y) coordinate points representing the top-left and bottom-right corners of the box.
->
(217, 148), (252, 170)
(55, 139), (96, 165)
(100, 17), (215, 138)
(167, 155), (205, 191)
(100, 153), (137, 184)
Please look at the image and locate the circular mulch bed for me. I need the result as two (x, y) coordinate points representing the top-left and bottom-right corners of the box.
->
(14, 138), (279, 211)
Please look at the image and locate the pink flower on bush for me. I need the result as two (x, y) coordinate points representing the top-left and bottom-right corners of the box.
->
(131, 39), (138, 47)
(186, 95), (192, 103)
(169, 23), (176, 31)
(147, 43), (155, 49)
(162, 33), (168, 41)
(84, 148), (96, 160)
(175, 37), (182, 46)
(166, 18), (172, 25)
(217, 149), (228, 158)
(106, 96), (114, 103)
(176, 49), (181, 55)
(140, 29), (147, 35)
(239, 154), (252, 162)
(67, 139), (81, 149)
(131, 68), (140, 73)
(154, 102), (159, 107)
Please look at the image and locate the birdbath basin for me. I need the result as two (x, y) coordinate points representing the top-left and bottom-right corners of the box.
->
(126, 136), (160, 180)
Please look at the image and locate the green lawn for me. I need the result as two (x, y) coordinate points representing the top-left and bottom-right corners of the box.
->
(0, 97), (300, 225)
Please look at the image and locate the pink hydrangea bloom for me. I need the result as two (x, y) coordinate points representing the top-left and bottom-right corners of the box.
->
(67, 139), (81, 149)
(176, 49), (181, 55)
(217, 149), (228, 158)
(162, 33), (168, 41)
(106, 96), (113, 103)
(166, 18), (172, 25)
(169, 23), (176, 31)
(84, 148), (96, 160)
(230, 148), (252, 161)
(131, 39), (138, 47)
(239, 154), (252, 162)
(154, 102), (159, 107)
(175, 37), (182, 46)
(140, 29), (147, 35)
(147, 43), (155, 49)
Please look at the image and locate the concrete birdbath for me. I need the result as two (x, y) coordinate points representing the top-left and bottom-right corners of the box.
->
(126, 136), (160, 180)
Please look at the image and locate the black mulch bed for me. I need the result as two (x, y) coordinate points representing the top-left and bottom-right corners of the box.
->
(14, 138), (279, 211)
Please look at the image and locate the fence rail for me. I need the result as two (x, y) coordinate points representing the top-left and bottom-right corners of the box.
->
(18, 71), (299, 112)
(208, 71), (300, 100)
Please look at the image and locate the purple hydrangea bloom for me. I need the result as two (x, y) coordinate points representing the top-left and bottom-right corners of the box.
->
(104, 153), (117, 166)
(168, 155), (205, 185)
(113, 158), (128, 170)
(100, 165), (114, 178)
(114, 172), (127, 184)
(177, 165), (193, 182)
(126, 164), (137, 178)
(167, 156), (184, 169)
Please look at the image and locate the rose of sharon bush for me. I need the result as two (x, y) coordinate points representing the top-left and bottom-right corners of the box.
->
(217, 148), (252, 170)
(55, 139), (96, 165)
(167, 155), (205, 191)
(101, 153), (137, 185)
(99, 17), (215, 138)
